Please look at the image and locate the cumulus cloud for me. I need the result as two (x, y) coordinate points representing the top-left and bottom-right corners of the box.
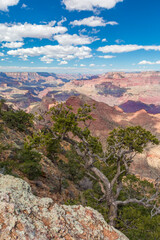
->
(0, 22), (67, 42)
(98, 44), (160, 53)
(70, 16), (118, 27)
(57, 17), (67, 26)
(59, 60), (68, 65)
(99, 55), (115, 58)
(54, 34), (95, 45)
(7, 45), (92, 61)
(0, 52), (4, 57)
(63, 0), (123, 11)
(139, 60), (160, 65)
(40, 56), (53, 64)
(89, 63), (95, 67)
(80, 64), (86, 67)
(0, 0), (19, 11)
(102, 38), (107, 42)
(2, 41), (24, 48)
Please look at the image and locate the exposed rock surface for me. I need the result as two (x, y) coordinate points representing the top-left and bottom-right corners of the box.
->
(0, 174), (128, 240)
(66, 95), (160, 179)
(1, 71), (160, 110)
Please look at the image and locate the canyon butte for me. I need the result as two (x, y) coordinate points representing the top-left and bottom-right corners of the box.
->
(0, 71), (160, 239)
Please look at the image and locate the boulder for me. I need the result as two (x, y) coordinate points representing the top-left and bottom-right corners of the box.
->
(0, 174), (128, 240)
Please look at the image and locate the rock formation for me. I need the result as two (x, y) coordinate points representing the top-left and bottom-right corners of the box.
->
(0, 174), (128, 240)
(66, 95), (160, 179)
(1, 71), (160, 110)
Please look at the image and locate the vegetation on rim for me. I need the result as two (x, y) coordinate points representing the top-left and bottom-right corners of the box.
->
(0, 99), (160, 239)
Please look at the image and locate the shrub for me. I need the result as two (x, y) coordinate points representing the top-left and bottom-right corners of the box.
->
(15, 148), (42, 180)
(2, 109), (34, 132)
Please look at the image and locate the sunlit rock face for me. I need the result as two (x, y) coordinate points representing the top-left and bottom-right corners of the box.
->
(1, 71), (160, 110)
(66, 95), (160, 180)
(0, 174), (128, 240)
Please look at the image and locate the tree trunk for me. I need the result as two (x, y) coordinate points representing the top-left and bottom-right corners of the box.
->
(108, 203), (118, 227)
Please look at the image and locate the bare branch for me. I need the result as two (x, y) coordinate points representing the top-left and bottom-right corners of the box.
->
(91, 166), (110, 190)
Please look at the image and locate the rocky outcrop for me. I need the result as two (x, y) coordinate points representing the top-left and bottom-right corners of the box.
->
(0, 174), (128, 240)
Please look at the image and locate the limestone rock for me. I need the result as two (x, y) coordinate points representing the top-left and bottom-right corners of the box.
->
(0, 174), (128, 240)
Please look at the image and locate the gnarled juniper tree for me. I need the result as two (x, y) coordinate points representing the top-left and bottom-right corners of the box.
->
(32, 103), (160, 226)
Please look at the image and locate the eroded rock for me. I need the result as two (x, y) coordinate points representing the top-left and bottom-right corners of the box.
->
(0, 174), (128, 240)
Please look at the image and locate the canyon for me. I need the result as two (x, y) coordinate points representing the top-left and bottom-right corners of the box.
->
(0, 71), (160, 180)
(0, 71), (160, 113)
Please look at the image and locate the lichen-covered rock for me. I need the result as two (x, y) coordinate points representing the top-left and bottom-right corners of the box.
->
(0, 174), (128, 240)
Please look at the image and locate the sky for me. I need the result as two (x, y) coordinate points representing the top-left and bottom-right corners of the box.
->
(0, 0), (160, 73)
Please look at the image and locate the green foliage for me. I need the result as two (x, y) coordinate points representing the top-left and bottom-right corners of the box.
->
(62, 178), (69, 189)
(122, 174), (156, 200)
(107, 126), (159, 154)
(50, 103), (94, 137)
(58, 147), (85, 182)
(15, 147), (42, 180)
(0, 98), (6, 115)
(0, 161), (13, 174)
(25, 129), (61, 162)
(30, 103), (160, 239)
(117, 205), (160, 240)
(2, 109), (34, 132)
(83, 187), (109, 222)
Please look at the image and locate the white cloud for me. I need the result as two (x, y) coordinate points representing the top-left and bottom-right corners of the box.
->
(63, 0), (123, 11)
(99, 55), (115, 58)
(98, 44), (160, 53)
(115, 39), (124, 44)
(102, 38), (107, 42)
(0, 0), (19, 11)
(106, 21), (118, 26)
(21, 3), (27, 9)
(2, 41), (24, 48)
(89, 63), (95, 67)
(139, 60), (160, 65)
(7, 45), (92, 61)
(54, 34), (95, 45)
(40, 56), (53, 64)
(57, 17), (67, 26)
(0, 52), (4, 57)
(0, 23), (67, 42)
(70, 16), (118, 27)
(19, 55), (28, 61)
(59, 60), (68, 65)
(80, 64), (86, 67)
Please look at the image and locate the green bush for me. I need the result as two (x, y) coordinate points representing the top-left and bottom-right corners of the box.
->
(2, 109), (34, 132)
(15, 148), (42, 180)
(117, 205), (160, 240)
(58, 147), (85, 182)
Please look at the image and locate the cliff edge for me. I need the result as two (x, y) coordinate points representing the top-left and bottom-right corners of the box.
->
(0, 174), (128, 240)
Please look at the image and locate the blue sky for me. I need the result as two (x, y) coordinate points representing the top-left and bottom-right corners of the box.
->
(0, 0), (160, 73)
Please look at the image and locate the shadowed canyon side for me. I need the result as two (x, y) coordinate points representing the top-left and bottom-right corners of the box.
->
(0, 71), (160, 112)
(63, 71), (160, 109)
(65, 95), (160, 180)
(119, 100), (160, 114)
(0, 174), (128, 240)
(28, 93), (160, 180)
